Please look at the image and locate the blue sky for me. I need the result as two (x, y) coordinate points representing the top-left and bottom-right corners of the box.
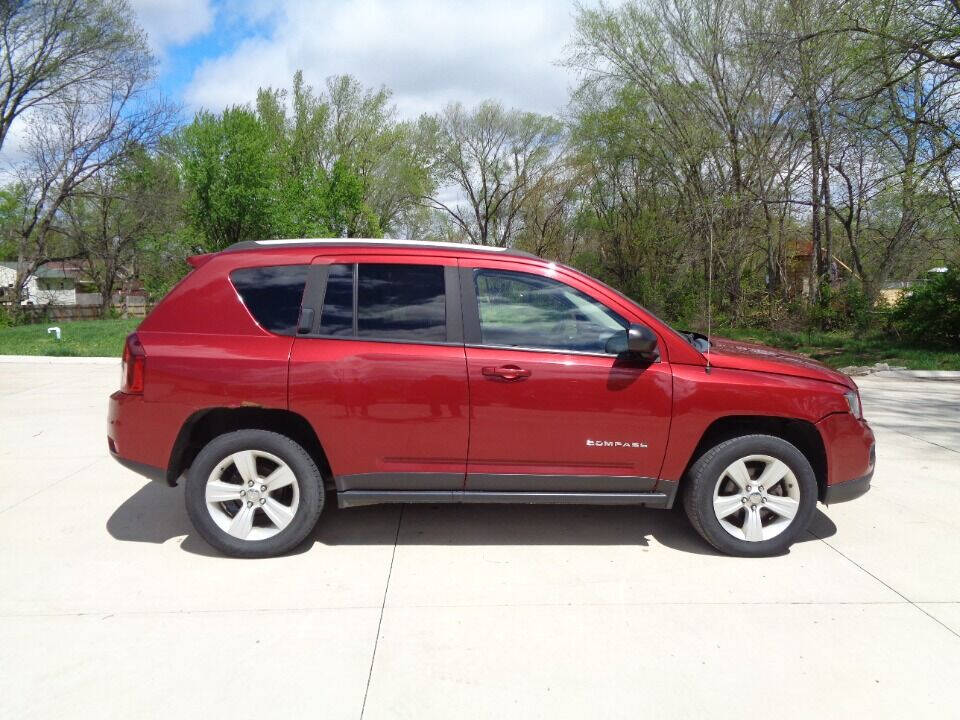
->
(133, 0), (594, 122)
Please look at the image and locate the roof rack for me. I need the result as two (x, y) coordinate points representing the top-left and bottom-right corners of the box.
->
(223, 238), (540, 259)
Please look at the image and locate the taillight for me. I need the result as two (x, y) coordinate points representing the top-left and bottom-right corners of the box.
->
(121, 332), (146, 394)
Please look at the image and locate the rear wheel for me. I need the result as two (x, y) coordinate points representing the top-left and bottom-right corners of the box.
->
(185, 429), (324, 558)
(682, 434), (817, 557)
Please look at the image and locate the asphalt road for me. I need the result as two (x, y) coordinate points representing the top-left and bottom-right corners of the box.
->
(1, 358), (958, 719)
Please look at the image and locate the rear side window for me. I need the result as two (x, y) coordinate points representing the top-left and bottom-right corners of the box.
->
(358, 264), (445, 341)
(318, 264), (354, 336)
(231, 265), (309, 335)
(317, 263), (447, 342)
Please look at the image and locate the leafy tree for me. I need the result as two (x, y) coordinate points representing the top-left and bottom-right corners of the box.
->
(254, 74), (378, 239)
(180, 107), (281, 250)
(255, 71), (433, 238)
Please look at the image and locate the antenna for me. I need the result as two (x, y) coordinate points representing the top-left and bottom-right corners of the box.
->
(705, 202), (713, 374)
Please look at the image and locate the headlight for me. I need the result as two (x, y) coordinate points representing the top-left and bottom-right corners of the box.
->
(844, 390), (862, 419)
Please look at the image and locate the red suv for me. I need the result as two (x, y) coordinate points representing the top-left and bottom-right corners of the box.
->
(108, 239), (874, 558)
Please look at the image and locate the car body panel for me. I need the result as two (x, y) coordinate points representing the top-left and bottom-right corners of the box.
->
(658, 363), (854, 485)
(462, 345), (672, 488)
(706, 336), (857, 389)
(289, 337), (470, 486)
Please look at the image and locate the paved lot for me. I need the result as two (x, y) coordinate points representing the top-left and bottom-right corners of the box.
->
(1, 358), (959, 719)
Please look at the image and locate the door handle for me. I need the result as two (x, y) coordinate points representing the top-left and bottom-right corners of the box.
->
(481, 365), (531, 381)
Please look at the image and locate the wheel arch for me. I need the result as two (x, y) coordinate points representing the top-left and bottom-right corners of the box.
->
(166, 407), (333, 487)
(679, 415), (828, 500)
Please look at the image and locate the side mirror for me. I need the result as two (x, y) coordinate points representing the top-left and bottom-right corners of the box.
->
(605, 324), (659, 360)
(627, 325), (658, 357)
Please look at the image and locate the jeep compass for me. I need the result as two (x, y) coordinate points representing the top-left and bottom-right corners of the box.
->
(108, 239), (875, 557)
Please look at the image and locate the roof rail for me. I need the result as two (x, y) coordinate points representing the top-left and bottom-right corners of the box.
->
(222, 238), (540, 259)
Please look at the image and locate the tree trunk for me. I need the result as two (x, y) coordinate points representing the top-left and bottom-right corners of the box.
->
(821, 136), (834, 286)
(806, 98), (822, 305)
(99, 282), (114, 317)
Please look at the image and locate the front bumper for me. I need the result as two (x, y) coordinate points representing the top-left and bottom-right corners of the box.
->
(823, 468), (873, 504)
(817, 411), (875, 504)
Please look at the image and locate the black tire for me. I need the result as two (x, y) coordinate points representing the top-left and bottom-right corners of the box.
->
(682, 434), (817, 557)
(185, 429), (324, 558)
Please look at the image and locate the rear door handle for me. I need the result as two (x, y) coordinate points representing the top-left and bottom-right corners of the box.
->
(481, 365), (531, 381)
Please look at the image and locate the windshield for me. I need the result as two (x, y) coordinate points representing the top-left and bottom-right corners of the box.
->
(569, 268), (710, 353)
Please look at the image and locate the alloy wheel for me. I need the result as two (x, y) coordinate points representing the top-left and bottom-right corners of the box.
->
(712, 454), (801, 543)
(204, 449), (300, 541)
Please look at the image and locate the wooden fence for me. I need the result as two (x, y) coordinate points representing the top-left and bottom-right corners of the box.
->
(3, 301), (154, 322)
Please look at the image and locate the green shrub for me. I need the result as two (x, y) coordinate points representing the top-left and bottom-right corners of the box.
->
(810, 281), (872, 331)
(893, 269), (960, 348)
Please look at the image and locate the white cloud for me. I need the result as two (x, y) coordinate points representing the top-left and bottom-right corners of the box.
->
(184, 0), (585, 118)
(130, 0), (215, 53)
(0, 114), (31, 179)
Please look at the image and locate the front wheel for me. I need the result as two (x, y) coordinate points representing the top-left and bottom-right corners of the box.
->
(185, 429), (324, 558)
(682, 434), (818, 557)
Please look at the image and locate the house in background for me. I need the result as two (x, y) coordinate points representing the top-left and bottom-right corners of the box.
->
(0, 259), (152, 318)
(880, 267), (951, 305)
(0, 260), (81, 306)
(878, 281), (912, 306)
(784, 240), (853, 297)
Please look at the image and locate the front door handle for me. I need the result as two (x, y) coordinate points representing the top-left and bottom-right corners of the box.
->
(481, 364), (531, 381)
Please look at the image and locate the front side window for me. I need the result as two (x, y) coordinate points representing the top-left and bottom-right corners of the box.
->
(317, 263), (447, 342)
(473, 268), (627, 354)
(231, 265), (309, 335)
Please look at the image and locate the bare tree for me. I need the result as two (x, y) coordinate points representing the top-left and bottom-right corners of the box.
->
(0, 0), (148, 151)
(515, 163), (584, 261)
(427, 101), (563, 247)
(569, 0), (807, 318)
(9, 70), (174, 305)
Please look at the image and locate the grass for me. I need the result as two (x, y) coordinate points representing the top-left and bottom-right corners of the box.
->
(0, 317), (140, 357)
(0, 316), (957, 369)
(716, 326), (960, 370)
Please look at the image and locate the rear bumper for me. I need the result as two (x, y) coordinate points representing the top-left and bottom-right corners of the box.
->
(823, 468), (873, 504)
(108, 390), (175, 483)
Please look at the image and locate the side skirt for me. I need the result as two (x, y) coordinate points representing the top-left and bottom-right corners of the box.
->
(337, 487), (677, 509)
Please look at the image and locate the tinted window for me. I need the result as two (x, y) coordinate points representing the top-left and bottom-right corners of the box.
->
(473, 269), (627, 353)
(358, 264), (446, 341)
(318, 264), (354, 336)
(231, 265), (308, 335)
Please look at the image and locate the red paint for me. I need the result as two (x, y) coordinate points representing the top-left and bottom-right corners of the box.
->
(108, 242), (874, 498)
(707, 336), (856, 389)
(464, 345), (673, 482)
(816, 411), (875, 485)
(290, 339), (469, 481)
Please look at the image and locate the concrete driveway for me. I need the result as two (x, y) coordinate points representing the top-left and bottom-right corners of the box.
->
(1, 359), (958, 719)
